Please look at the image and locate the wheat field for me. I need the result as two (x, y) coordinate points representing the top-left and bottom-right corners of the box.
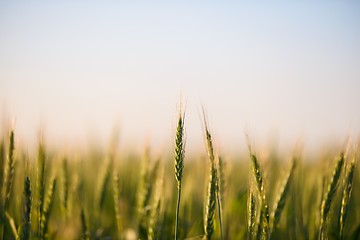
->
(0, 110), (359, 240)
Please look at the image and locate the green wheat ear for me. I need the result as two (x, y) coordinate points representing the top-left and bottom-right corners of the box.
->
(18, 176), (32, 240)
(0, 140), (5, 207)
(319, 153), (344, 240)
(41, 176), (57, 239)
(249, 151), (269, 240)
(339, 158), (356, 240)
(270, 157), (297, 234)
(247, 186), (256, 240)
(37, 142), (46, 239)
(203, 114), (218, 240)
(148, 172), (163, 240)
(174, 105), (185, 240)
(60, 158), (69, 219)
(113, 169), (122, 238)
(3, 131), (15, 211)
(215, 156), (224, 240)
(1, 130), (15, 239)
(96, 158), (112, 212)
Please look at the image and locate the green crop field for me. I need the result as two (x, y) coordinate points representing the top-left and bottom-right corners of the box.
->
(0, 108), (359, 240)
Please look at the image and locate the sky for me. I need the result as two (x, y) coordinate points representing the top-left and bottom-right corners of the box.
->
(1, 1), (360, 154)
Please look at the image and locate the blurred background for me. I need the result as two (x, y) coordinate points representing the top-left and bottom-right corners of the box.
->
(1, 1), (360, 155)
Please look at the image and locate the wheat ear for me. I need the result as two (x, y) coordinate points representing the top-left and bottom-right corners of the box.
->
(174, 106), (185, 240)
(203, 116), (217, 240)
(339, 159), (356, 240)
(319, 153), (344, 240)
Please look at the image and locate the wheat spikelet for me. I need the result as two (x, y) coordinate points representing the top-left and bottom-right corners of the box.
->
(174, 106), (185, 240)
(217, 156), (225, 207)
(41, 177), (56, 239)
(247, 186), (256, 240)
(1, 131), (15, 239)
(60, 158), (69, 219)
(96, 158), (113, 213)
(249, 152), (269, 240)
(18, 176), (32, 240)
(339, 159), (356, 240)
(319, 153), (344, 239)
(174, 107), (185, 189)
(270, 158), (297, 233)
(204, 164), (217, 240)
(216, 156), (224, 240)
(138, 158), (160, 239)
(0, 140), (4, 208)
(137, 148), (150, 217)
(113, 168), (122, 238)
(203, 117), (217, 240)
(37, 142), (46, 239)
(3, 130), (15, 212)
(148, 174), (162, 240)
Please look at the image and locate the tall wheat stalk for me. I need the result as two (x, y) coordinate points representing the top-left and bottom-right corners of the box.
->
(0, 140), (4, 211)
(148, 171), (163, 240)
(270, 157), (297, 237)
(249, 149), (269, 240)
(37, 143), (46, 240)
(18, 176), (32, 240)
(319, 153), (344, 240)
(339, 158), (356, 240)
(174, 106), (185, 240)
(113, 169), (122, 238)
(203, 114), (218, 240)
(1, 131), (15, 240)
(60, 158), (69, 219)
(247, 185), (256, 240)
(138, 156), (159, 239)
(41, 177), (56, 239)
(216, 156), (224, 240)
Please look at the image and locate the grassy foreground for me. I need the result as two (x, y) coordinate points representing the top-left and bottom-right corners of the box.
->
(0, 114), (359, 240)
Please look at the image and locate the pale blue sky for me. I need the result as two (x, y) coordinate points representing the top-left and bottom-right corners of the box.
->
(1, 2), (360, 153)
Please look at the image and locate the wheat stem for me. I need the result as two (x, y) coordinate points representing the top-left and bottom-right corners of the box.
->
(203, 115), (217, 240)
(174, 107), (185, 240)
(339, 159), (356, 240)
(1, 131), (15, 240)
(18, 176), (32, 240)
(319, 153), (344, 240)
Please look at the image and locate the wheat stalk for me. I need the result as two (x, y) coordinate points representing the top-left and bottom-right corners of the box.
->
(41, 177), (56, 239)
(2, 131), (15, 212)
(203, 116), (218, 240)
(18, 176), (32, 240)
(137, 148), (150, 217)
(96, 159), (113, 212)
(247, 185), (256, 240)
(216, 156), (224, 240)
(174, 106), (185, 240)
(249, 152), (269, 240)
(37, 142), (46, 239)
(148, 173), (163, 240)
(60, 158), (69, 219)
(0, 140), (4, 209)
(113, 169), (122, 238)
(270, 157), (297, 236)
(1, 131), (15, 240)
(138, 158), (159, 239)
(319, 153), (344, 240)
(339, 158), (356, 240)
